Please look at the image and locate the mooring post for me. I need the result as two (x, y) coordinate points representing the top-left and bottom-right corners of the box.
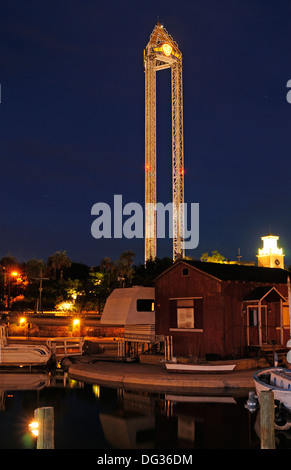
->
(34, 406), (54, 449)
(260, 390), (275, 449)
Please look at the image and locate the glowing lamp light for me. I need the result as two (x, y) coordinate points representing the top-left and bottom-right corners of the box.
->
(56, 301), (74, 311)
(258, 235), (283, 256)
(29, 421), (39, 437)
(11, 271), (18, 277)
(73, 318), (80, 327)
(162, 43), (172, 57)
(92, 384), (100, 398)
(19, 317), (26, 326)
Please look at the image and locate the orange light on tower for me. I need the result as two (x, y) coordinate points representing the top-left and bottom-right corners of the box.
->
(162, 43), (172, 57)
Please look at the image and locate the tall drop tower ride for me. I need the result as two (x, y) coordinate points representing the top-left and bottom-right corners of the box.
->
(144, 22), (185, 262)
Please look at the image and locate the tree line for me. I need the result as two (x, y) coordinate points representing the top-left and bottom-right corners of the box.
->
(0, 251), (173, 313)
(3, 247), (283, 313)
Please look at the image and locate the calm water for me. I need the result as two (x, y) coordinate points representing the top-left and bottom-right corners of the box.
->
(0, 368), (289, 450)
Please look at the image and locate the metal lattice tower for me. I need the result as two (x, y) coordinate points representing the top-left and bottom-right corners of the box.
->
(144, 22), (185, 262)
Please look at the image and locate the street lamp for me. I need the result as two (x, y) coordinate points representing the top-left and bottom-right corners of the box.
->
(73, 318), (80, 327)
(2, 268), (19, 309)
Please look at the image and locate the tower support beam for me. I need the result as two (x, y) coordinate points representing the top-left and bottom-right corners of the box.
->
(144, 23), (185, 262)
(145, 54), (157, 261)
(172, 61), (185, 260)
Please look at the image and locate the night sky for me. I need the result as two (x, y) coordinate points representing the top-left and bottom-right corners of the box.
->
(1, 0), (291, 267)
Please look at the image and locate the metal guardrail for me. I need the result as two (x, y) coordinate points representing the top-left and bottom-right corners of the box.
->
(0, 311), (102, 317)
(45, 337), (85, 357)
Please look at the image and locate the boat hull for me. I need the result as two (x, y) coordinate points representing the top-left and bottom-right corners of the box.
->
(165, 363), (236, 373)
(254, 367), (291, 409)
(0, 344), (51, 367)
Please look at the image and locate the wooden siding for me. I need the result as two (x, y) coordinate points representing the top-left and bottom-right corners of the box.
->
(155, 263), (223, 358)
(155, 262), (288, 359)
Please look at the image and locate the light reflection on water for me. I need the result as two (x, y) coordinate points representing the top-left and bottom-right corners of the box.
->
(0, 369), (289, 449)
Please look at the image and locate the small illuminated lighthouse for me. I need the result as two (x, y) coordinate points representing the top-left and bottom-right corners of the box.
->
(257, 233), (284, 268)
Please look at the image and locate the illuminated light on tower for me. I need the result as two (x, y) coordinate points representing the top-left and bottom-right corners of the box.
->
(144, 22), (185, 262)
(257, 233), (285, 268)
(162, 43), (172, 56)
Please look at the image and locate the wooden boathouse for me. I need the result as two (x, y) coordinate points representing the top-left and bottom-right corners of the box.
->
(154, 260), (290, 360)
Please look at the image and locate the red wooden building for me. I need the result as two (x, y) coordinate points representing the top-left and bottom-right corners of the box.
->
(154, 260), (290, 359)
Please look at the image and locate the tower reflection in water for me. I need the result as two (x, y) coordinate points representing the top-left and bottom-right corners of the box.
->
(100, 389), (260, 449)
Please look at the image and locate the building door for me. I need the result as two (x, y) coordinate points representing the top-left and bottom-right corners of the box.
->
(247, 306), (259, 346)
(260, 305), (268, 344)
(260, 304), (282, 344)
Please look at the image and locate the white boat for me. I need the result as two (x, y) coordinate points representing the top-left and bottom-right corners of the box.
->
(253, 367), (291, 410)
(0, 324), (52, 367)
(165, 362), (236, 373)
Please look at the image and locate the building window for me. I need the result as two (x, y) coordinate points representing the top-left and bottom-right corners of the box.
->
(177, 307), (194, 328)
(248, 308), (258, 327)
(136, 299), (155, 312)
(177, 299), (194, 328)
(182, 267), (189, 276)
(170, 298), (203, 331)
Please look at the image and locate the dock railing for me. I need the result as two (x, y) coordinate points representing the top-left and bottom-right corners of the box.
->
(45, 337), (84, 357)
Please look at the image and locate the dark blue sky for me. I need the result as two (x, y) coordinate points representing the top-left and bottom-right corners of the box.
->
(1, 0), (291, 267)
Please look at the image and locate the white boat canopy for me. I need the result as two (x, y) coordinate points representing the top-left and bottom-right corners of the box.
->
(100, 286), (155, 326)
